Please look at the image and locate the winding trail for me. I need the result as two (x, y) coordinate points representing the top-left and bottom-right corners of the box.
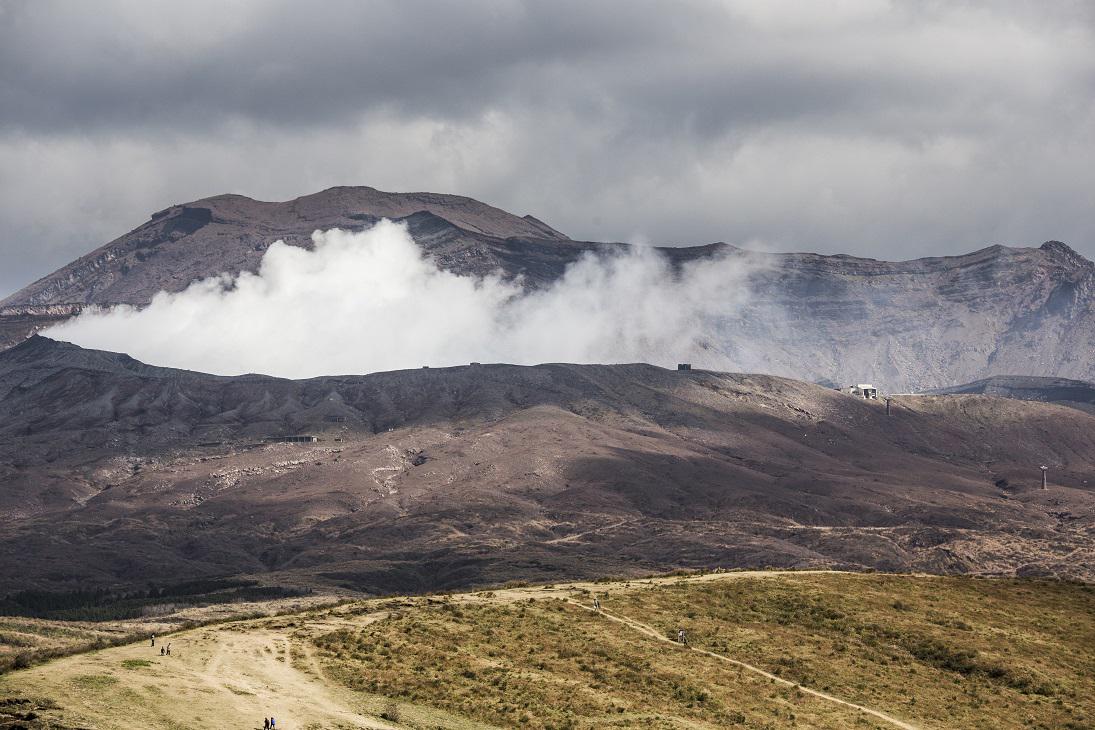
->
(568, 600), (921, 730)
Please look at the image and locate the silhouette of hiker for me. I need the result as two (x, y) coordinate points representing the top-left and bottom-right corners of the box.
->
(160, 646), (165, 656)
(677, 629), (688, 645)
(270, 717), (276, 729)
(166, 643), (171, 656)
(150, 634), (155, 647)
(593, 597), (601, 610)
(263, 718), (270, 730)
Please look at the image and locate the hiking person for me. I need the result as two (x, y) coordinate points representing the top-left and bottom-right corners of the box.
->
(160, 646), (165, 656)
(166, 643), (171, 656)
(677, 628), (687, 645)
(593, 597), (601, 610)
(270, 716), (276, 728)
(150, 634), (155, 647)
(263, 718), (270, 730)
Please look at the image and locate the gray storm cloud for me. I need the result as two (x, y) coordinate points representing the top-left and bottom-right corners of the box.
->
(2, 1), (1093, 300)
(44, 220), (757, 378)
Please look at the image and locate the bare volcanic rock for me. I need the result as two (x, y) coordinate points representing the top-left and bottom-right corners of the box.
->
(0, 337), (1092, 594)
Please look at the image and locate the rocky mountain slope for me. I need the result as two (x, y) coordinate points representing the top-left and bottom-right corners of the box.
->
(0, 187), (571, 311)
(738, 240), (1094, 391)
(1, 187), (1091, 391)
(0, 336), (1092, 594)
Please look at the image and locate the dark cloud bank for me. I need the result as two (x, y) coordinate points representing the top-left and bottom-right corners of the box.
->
(1, 0), (1093, 298)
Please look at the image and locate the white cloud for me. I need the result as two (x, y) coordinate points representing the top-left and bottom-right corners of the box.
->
(45, 220), (758, 377)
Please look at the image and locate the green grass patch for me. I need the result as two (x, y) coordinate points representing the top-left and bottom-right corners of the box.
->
(70, 673), (119, 690)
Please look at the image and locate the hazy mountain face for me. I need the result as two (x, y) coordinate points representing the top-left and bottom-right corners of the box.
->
(1, 186), (1093, 391)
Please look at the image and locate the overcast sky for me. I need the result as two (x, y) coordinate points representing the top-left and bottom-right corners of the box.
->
(1, 0), (1093, 300)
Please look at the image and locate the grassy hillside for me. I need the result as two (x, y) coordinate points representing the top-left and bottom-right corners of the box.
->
(606, 573), (1093, 729)
(0, 571), (1091, 729)
(315, 594), (887, 729)
(313, 573), (1093, 729)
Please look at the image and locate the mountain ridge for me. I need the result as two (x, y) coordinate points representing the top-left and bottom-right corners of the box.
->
(1, 186), (1092, 392)
(0, 336), (1092, 593)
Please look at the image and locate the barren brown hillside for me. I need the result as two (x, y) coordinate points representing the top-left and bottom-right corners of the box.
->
(0, 336), (1092, 596)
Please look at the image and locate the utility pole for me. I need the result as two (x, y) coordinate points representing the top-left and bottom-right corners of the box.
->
(1040, 465), (1048, 490)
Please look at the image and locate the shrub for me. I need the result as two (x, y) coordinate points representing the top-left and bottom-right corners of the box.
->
(380, 700), (401, 722)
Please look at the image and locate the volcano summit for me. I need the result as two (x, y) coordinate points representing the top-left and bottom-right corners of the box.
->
(2, 186), (1093, 392)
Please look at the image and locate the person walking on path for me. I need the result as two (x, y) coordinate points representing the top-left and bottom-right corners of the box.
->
(263, 718), (269, 730)
(270, 716), (276, 729)
(150, 634), (155, 647)
(677, 628), (688, 645)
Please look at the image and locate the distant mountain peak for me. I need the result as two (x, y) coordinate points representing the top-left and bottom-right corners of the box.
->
(1039, 240), (1090, 265)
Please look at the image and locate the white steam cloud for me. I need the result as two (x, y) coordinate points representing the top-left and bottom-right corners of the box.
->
(45, 220), (760, 378)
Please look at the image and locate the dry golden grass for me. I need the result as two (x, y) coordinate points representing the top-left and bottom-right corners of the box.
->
(314, 596), (889, 729)
(2, 571), (1091, 729)
(313, 572), (1094, 729)
(607, 573), (1095, 729)
(0, 616), (147, 672)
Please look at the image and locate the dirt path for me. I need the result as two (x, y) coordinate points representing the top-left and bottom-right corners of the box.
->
(0, 620), (397, 730)
(544, 518), (633, 544)
(569, 600), (922, 730)
(193, 627), (396, 730)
